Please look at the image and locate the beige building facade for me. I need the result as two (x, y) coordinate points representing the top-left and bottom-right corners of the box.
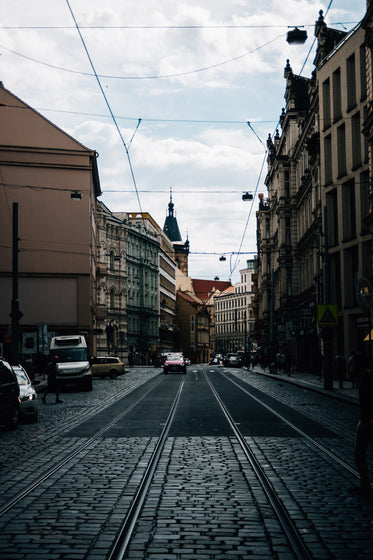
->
(256, 10), (373, 374)
(0, 83), (101, 363)
(318, 19), (371, 355)
(214, 260), (256, 355)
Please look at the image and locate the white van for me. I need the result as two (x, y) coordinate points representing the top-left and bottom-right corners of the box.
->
(49, 335), (92, 391)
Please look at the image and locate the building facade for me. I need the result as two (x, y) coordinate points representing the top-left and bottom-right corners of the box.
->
(118, 213), (160, 364)
(96, 204), (177, 364)
(214, 260), (256, 355)
(0, 83), (101, 364)
(257, 57), (323, 372)
(362, 0), (373, 247)
(158, 230), (177, 355)
(176, 291), (210, 363)
(317, 16), (371, 357)
(256, 10), (373, 374)
(96, 201), (127, 361)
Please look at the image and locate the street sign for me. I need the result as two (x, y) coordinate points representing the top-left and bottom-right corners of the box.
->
(317, 304), (338, 326)
(364, 329), (373, 342)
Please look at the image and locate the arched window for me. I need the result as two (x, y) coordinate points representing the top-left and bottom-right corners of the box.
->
(110, 288), (115, 309)
(109, 250), (115, 271)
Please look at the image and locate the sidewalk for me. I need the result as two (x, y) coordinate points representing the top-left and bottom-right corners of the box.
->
(249, 365), (359, 407)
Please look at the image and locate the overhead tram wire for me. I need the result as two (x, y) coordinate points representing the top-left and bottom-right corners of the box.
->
(64, 0), (143, 214)
(1, 7), (356, 82)
(299, 1), (334, 76)
(0, 34), (284, 81)
(231, 150), (267, 276)
(246, 1), (334, 276)
(0, 20), (358, 29)
(229, 122), (267, 277)
(32, 108), (276, 125)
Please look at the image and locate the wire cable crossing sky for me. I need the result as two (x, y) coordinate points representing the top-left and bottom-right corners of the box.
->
(0, 0), (365, 281)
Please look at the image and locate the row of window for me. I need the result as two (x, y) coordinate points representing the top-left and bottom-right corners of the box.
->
(215, 296), (252, 310)
(324, 111), (368, 185)
(127, 316), (158, 336)
(322, 47), (366, 131)
(216, 309), (254, 323)
(127, 268), (159, 288)
(127, 239), (158, 264)
(127, 290), (158, 309)
(215, 320), (254, 334)
(326, 171), (369, 246)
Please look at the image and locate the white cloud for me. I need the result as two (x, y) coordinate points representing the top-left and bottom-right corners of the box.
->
(1, 0), (365, 283)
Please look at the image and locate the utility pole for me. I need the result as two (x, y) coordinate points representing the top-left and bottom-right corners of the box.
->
(10, 203), (22, 364)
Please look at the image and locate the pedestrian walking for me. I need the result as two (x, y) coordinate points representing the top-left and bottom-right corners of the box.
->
(350, 354), (373, 495)
(335, 354), (346, 389)
(42, 355), (63, 404)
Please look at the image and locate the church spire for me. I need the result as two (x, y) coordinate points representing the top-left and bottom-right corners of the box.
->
(163, 190), (189, 276)
(168, 187), (175, 217)
(163, 187), (182, 242)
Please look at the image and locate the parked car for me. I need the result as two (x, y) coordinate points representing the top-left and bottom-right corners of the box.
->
(223, 353), (243, 367)
(163, 353), (187, 374)
(91, 356), (126, 379)
(12, 365), (38, 423)
(0, 359), (20, 429)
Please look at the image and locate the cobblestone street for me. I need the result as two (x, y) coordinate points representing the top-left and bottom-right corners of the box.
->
(0, 366), (372, 559)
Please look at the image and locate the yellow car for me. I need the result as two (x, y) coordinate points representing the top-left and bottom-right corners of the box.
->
(91, 357), (126, 379)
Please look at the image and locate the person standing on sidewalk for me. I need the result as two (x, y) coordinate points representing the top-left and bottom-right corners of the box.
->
(42, 355), (63, 404)
(351, 354), (373, 495)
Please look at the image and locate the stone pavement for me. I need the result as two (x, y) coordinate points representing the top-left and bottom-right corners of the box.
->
(32, 365), (360, 408)
(249, 364), (359, 407)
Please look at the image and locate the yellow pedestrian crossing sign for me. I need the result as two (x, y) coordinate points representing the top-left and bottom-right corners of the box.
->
(317, 304), (338, 326)
(363, 329), (373, 342)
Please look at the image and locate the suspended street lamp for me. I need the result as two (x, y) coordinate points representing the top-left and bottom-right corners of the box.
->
(286, 27), (308, 45)
(242, 192), (253, 201)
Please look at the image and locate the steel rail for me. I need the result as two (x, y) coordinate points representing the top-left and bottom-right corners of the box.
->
(0, 375), (165, 517)
(108, 374), (186, 560)
(221, 370), (359, 478)
(204, 368), (313, 560)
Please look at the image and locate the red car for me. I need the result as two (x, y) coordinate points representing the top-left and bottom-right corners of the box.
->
(163, 353), (187, 374)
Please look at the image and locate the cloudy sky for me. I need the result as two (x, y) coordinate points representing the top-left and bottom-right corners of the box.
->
(1, 0), (366, 283)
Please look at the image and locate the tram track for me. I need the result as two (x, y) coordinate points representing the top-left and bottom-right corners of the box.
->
(108, 374), (186, 560)
(0, 374), (166, 517)
(204, 367), (313, 560)
(0, 366), (370, 560)
(117, 366), (341, 559)
(219, 369), (359, 478)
